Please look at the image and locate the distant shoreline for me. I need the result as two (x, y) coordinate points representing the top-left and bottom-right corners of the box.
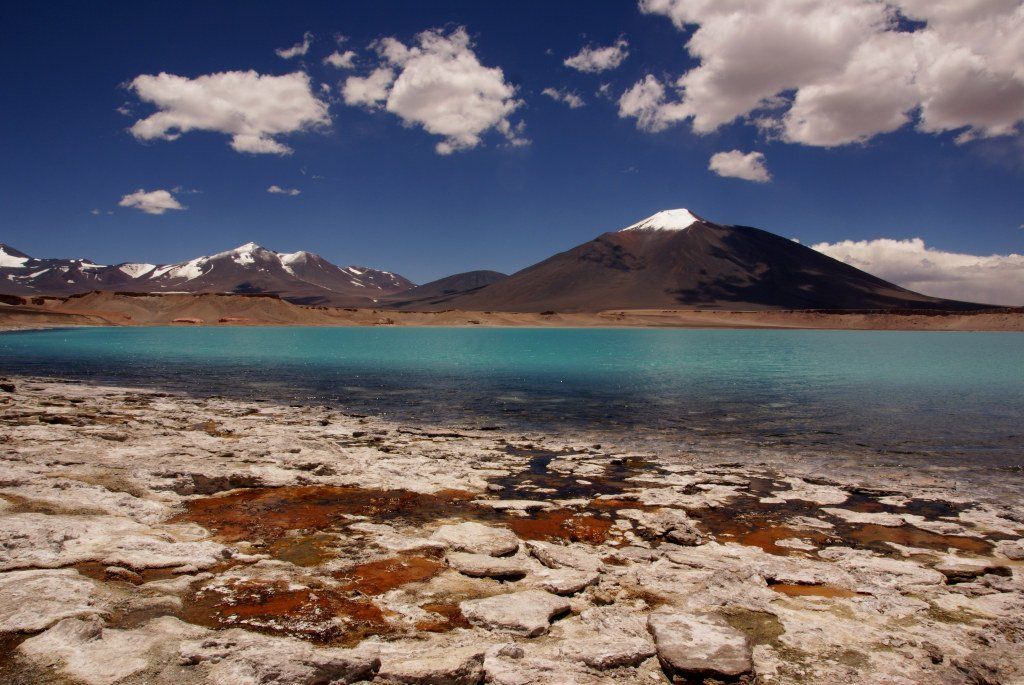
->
(1, 291), (1023, 332)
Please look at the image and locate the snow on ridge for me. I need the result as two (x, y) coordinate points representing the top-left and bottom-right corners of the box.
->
(621, 208), (701, 232)
(119, 263), (156, 278)
(0, 246), (29, 268)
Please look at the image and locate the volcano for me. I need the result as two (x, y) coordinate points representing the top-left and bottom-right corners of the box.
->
(442, 209), (986, 312)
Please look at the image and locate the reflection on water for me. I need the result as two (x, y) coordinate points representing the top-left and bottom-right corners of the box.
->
(1, 326), (1022, 468)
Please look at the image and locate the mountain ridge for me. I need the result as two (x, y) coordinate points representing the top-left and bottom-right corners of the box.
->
(0, 242), (413, 307)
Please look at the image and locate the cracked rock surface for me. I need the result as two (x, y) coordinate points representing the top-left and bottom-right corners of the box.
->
(1, 377), (1023, 684)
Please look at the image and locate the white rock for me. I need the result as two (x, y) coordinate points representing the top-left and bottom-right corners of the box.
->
(376, 645), (485, 684)
(179, 628), (380, 684)
(0, 569), (107, 633)
(616, 508), (703, 544)
(0, 512), (227, 571)
(526, 540), (602, 572)
(822, 508), (906, 527)
(533, 567), (599, 595)
(431, 522), (520, 557)
(448, 552), (530, 578)
(559, 634), (656, 670)
(776, 478), (849, 505)
(775, 537), (817, 551)
(19, 615), (207, 685)
(647, 612), (754, 680)
(460, 590), (570, 636)
(995, 539), (1024, 560)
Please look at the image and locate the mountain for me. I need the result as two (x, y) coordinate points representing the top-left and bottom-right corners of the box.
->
(442, 209), (988, 312)
(382, 270), (508, 309)
(0, 242), (413, 306)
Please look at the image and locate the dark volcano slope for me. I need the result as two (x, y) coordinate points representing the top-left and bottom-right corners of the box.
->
(383, 270), (508, 309)
(446, 217), (986, 312)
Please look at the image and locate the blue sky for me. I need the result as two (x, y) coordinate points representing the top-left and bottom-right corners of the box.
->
(2, 0), (1022, 295)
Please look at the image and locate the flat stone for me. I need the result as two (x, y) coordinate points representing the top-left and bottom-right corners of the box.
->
(431, 522), (520, 557)
(994, 539), (1024, 560)
(0, 569), (106, 633)
(448, 552), (529, 579)
(775, 537), (818, 551)
(560, 635), (656, 670)
(460, 590), (570, 637)
(617, 508), (703, 544)
(20, 616), (207, 685)
(533, 567), (599, 595)
(376, 645), (485, 684)
(179, 627), (380, 684)
(526, 540), (602, 572)
(933, 556), (1010, 583)
(647, 612), (754, 680)
(822, 508), (905, 527)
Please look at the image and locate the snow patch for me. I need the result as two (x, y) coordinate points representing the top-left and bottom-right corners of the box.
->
(118, 263), (156, 278)
(0, 247), (28, 268)
(621, 208), (701, 232)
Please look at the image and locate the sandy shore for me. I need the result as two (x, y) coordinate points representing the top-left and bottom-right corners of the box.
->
(2, 291), (1023, 331)
(0, 376), (1022, 684)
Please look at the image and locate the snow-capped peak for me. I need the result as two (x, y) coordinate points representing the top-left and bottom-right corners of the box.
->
(620, 208), (702, 232)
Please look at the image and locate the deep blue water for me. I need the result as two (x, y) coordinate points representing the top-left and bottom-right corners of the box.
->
(1, 327), (1022, 467)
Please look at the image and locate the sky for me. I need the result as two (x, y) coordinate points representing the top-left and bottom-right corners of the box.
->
(2, 0), (1023, 302)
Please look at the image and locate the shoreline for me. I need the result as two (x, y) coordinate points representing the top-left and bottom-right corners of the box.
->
(2, 291), (1022, 331)
(1, 376), (1022, 683)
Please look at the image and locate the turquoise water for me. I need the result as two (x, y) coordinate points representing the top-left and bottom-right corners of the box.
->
(2, 326), (1022, 466)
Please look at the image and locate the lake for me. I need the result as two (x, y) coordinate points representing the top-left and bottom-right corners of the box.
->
(2, 326), (1022, 468)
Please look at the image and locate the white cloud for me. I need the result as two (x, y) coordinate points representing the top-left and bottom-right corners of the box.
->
(324, 50), (357, 69)
(708, 150), (771, 183)
(342, 67), (395, 108)
(118, 189), (185, 215)
(617, 75), (688, 132)
(342, 27), (526, 154)
(276, 32), (313, 59)
(624, 0), (1024, 147)
(128, 71), (330, 155)
(564, 39), (629, 73)
(267, 185), (300, 196)
(813, 237), (1024, 306)
(542, 87), (585, 109)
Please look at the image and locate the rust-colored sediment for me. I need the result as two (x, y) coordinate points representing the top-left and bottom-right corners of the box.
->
(175, 485), (479, 545)
(843, 523), (991, 554)
(182, 580), (391, 645)
(509, 509), (613, 544)
(416, 601), (471, 632)
(337, 556), (446, 595)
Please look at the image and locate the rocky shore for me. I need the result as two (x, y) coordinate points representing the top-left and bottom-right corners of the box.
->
(1, 377), (1023, 684)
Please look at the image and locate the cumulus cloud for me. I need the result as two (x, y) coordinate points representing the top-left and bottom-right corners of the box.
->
(708, 150), (771, 183)
(617, 75), (688, 132)
(127, 71), (330, 154)
(118, 189), (184, 215)
(542, 87), (585, 109)
(624, 0), (1024, 147)
(267, 185), (300, 196)
(276, 32), (313, 59)
(342, 27), (526, 154)
(813, 237), (1024, 306)
(564, 38), (630, 73)
(324, 50), (356, 69)
(342, 67), (395, 108)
